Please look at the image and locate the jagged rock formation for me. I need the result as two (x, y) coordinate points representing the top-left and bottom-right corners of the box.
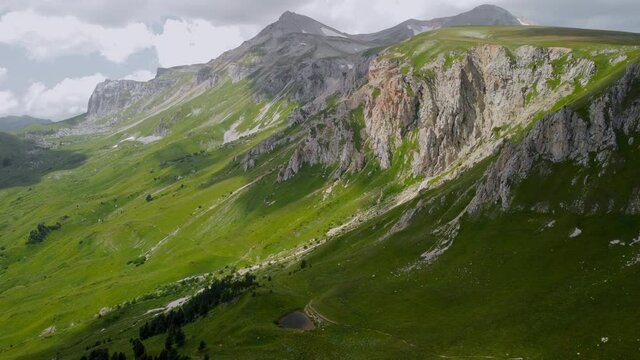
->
(364, 45), (595, 175)
(82, 5), (522, 129)
(278, 44), (598, 181)
(216, 14), (374, 110)
(469, 63), (640, 213)
(87, 77), (175, 121)
(278, 104), (365, 181)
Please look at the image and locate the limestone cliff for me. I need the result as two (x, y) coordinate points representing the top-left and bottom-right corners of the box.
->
(469, 63), (640, 213)
(277, 44), (599, 183)
(364, 45), (595, 175)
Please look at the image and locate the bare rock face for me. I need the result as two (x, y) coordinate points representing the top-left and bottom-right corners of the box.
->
(468, 63), (640, 213)
(275, 44), (603, 184)
(278, 104), (364, 181)
(257, 55), (371, 111)
(364, 45), (596, 176)
(87, 77), (175, 121)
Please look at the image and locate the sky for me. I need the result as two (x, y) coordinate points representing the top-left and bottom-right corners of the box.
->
(0, 0), (637, 120)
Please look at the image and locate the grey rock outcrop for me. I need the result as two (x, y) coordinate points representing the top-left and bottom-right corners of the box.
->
(278, 104), (365, 181)
(469, 63), (640, 213)
(276, 44), (601, 184)
(87, 77), (175, 121)
(364, 44), (595, 176)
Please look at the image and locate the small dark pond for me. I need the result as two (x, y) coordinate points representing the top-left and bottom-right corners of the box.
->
(278, 311), (315, 330)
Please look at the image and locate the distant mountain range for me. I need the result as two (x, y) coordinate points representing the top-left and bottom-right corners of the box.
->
(0, 115), (51, 133)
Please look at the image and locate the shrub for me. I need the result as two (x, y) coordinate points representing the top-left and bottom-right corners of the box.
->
(27, 222), (62, 245)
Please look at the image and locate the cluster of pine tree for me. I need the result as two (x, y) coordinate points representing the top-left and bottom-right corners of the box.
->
(129, 335), (190, 360)
(79, 274), (254, 359)
(139, 274), (256, 340)
(79, 348), (126, 360)
(27, 222), (61, 244)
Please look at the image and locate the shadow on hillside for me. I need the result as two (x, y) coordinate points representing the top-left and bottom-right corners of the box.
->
(0, 132), (87, 190)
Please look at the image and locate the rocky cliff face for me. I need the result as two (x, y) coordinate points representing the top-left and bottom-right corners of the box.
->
(86, 64), (222, 123)
(469, 63), (640, 213)
(364, 45), (595, 176)
(86, 77), (176, 122)
(278, 44), (598, 182)
(278, 104), (365, 181)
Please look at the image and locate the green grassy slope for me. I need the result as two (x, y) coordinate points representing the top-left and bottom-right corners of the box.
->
(0, 27), (639, 359)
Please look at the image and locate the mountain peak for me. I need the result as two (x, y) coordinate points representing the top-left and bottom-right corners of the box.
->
(278, 10), (303, 21)
(472, 4), (507, 10)
(446, 4), (520, 26)
(260, 10), (349, 39)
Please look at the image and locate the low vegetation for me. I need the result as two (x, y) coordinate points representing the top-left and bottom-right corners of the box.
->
(26, 222), (61, 245)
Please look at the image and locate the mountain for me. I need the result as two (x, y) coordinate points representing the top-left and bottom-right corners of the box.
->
(2, 5), (640, 360)
(0, 132), (85, 189)
(0, 115), (51, 133)
(82, 5), (522, 128)
(257, 11), (351, 39)
(354, 4), (522, 44)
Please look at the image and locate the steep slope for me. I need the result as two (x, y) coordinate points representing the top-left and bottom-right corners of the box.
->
(0, 132), (85, 189)
(1, 9), (640, 360)
(278, 27), (639, 184)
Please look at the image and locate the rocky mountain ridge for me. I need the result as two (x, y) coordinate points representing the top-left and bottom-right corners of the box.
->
(277, 43), (599, 182)
(81, 5), (522, 125)
(470, 63), (640, 214)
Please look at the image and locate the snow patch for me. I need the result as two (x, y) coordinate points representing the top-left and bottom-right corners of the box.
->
(517, 18), (532, 25)
(223, 118), (262, 144)
(407, 24), (433, 36)
(118, 135), (162, 145)
(321, 27), (347, 38)
(138, 135), (163, 144)
(120, 136), (136, 143)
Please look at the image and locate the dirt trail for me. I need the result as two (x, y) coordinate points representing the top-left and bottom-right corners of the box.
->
(304, 300), (337, 325)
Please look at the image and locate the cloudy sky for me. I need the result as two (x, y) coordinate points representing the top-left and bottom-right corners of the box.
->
(0, 0), (637, 120)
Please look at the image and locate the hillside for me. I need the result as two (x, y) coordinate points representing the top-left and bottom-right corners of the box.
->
(0, 116), (51, 133)
(0, 7), (639, 360)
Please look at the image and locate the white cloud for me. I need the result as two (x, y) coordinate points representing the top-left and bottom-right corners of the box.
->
(123, 70), (155, 82)
(0, 10), (154, 62)
(0, 10), (257, 68)
(153, 18), (253, 67)
(22, 73), (106, 120)
(0, 67), (7, 84)
(0, 91), (19, 116)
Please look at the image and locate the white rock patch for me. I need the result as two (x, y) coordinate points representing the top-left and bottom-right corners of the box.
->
(569, 228), (582, 238)
(321, 27), (346, 38)
(166, 296), (190, 311)
(40, 326), (56, 337)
